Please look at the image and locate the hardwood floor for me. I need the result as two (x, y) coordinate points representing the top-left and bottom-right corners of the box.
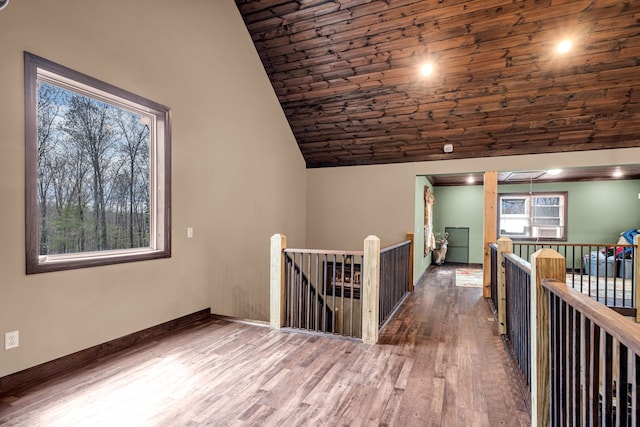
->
(0, 265), (530, 426)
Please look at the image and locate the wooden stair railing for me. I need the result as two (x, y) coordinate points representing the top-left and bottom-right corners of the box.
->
(271, 233), (415, 344)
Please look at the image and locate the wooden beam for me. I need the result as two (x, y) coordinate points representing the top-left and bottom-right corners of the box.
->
(483, 171), (497, 298)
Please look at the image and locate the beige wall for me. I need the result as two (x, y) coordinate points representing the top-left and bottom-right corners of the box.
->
(0, 0), (306, 377)
(2, 0), (640, 381)
(306, 149), (640, 286)
(306, 162), (417, 251)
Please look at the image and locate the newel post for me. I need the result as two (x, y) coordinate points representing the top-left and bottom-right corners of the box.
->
(635, 235), (640, 323)
(406, 231), (415, 292)
(530, 249), (565, 427)
(362, 235), (381, 345)
(497, 237), (513, 335)
(270, 234), (287, 329)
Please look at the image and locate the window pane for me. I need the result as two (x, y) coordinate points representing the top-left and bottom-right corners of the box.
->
(533, 218), (560, 226)
(37, 81), (151, 255)
(533, 197), (560, 206)
(502, 198), (526, 214)
(500, 219), (530, 236)
(498, 191), (567, 241)
(533, 206), (560, 217)
(25, 52), (171, 274)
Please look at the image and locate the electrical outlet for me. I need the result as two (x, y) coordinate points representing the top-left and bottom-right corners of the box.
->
(5, 331), (19, 350)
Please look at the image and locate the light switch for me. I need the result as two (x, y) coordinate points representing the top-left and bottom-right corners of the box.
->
(187, 227), (193, 238)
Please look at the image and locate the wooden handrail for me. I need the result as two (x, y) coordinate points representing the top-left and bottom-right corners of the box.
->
(542, 278), (640, 356)
(504, 252), (531, 274)
(284, 248), (364, 256)
(380, 239), (411, 253)
(493, 244), (640, 423)
(273, 234), (413, 344)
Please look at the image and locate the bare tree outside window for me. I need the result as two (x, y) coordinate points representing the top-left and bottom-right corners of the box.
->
(25, 52), (171, 274)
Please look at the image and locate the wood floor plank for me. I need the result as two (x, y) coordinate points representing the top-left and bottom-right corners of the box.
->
(0, 265), (530, 426)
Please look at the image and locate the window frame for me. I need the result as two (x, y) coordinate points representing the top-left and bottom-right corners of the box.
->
(497, 191), (568, 242)
(24, 52), (171, 274)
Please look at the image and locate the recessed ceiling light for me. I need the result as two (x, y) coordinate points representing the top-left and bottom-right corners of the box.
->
(467, 176), (475, 184)
(420, 63), (434, 77)
(557, 39), (572, 54)
(613, 169), (624, 178)
(547, 169), (562, 176)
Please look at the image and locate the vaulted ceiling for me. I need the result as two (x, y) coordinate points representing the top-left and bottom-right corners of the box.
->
(236, 0), (640, 168)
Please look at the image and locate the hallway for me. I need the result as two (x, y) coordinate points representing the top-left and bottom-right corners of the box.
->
(0, 265), (530, 426)
(379, 265), (530, 425)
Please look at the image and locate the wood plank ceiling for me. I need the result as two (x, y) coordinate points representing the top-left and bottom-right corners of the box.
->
(235, 0), (640, 168)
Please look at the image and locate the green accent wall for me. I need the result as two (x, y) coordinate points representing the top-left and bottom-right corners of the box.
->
(426, 179), (640, 267)
(499, 179), (640, 244)
(432, 185), (485, 264)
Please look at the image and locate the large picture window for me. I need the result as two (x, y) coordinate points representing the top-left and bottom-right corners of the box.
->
(25, 52), (171, 274)
(498, 192), (567, 241)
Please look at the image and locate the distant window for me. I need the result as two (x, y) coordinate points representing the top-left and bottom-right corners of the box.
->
(498, 192), (567, 241)
(24, 52), (171, 274)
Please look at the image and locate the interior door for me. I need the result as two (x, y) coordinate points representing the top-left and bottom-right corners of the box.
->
(444, 227), (469, 264)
